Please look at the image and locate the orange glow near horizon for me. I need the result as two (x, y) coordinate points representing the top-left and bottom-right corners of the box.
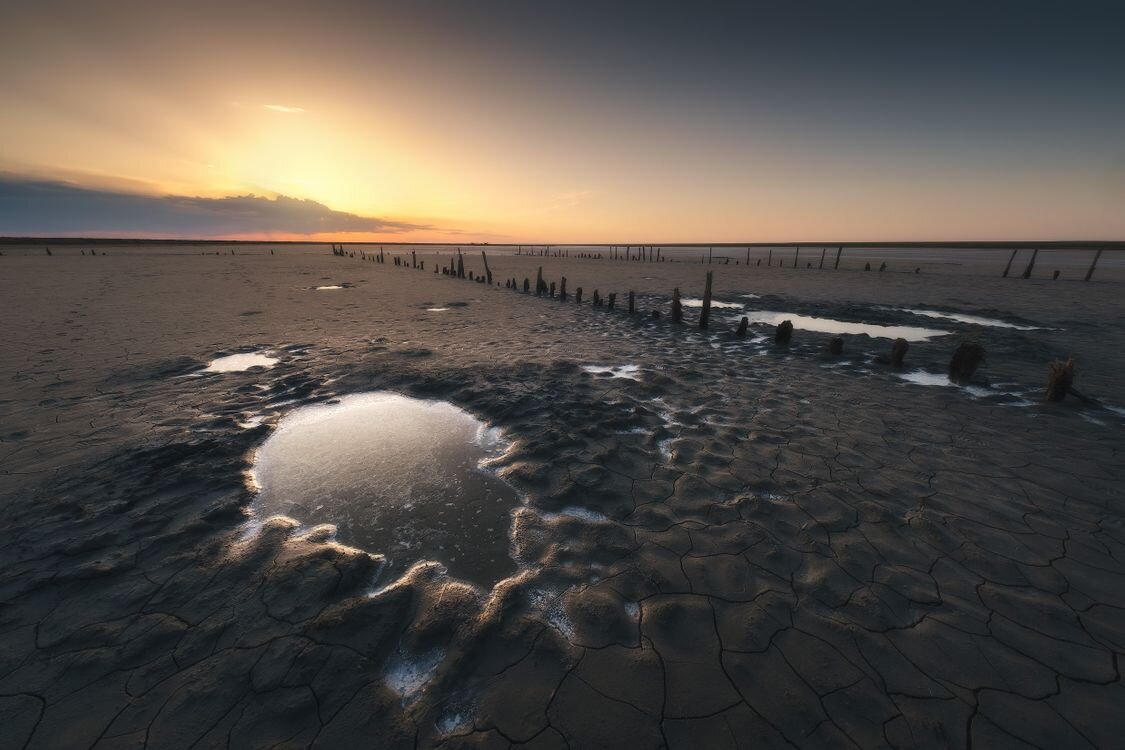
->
(2, 2), (1123, 242)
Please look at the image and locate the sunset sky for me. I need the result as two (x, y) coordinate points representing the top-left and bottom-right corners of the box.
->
(1, 0), (1123, 242)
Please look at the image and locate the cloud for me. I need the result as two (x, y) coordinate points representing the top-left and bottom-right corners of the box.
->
(0, 174), (433, 237)
(263, 104), (304, 113)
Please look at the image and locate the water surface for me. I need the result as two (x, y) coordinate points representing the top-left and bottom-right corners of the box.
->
(250, 393), (517, 585)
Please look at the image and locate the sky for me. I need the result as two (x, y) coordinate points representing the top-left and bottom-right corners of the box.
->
(1, 0), (1123, 242)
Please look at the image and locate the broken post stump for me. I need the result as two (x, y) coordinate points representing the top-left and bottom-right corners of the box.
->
(828, 337), (844, 356)
(549, 281), (556, 298)
(736, 317), (749, 337)
(575, 287), (583, 304)
(890, 338), (909, 368)
(593, 290), (601, 306)
(524, 278), (530, 293)
(560, 276), (568, 302)
(699, 271), (713, 329)
(608, 293), (616, 309)
(949, 342), (986, 384)
(1045, 359), (1074, 402)
(1053, 270), (1060, 280)
(536, 267), (544, 295)
(672, 287), (683, 323)
(775, 320), (793, 344)
(879, 261), (886, 272)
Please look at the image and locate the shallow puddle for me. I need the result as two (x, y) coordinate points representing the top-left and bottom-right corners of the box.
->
(249, 393), (517, 585)
(316, 285), (345, 290)
(581, 364), (641, 380)
(739, 311), (947, 341)
(204, 352), (278, 372)
(900, 308), (1040, 330)
(426, 307), (450, 312)
(681, 297), (744, 309)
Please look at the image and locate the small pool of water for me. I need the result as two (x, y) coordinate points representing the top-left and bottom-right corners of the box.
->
(249, 393), (517, 585)
(681, 297), (743, 308)
(581, 364), (641, 380)
(205, 352), (278, 372)
(316, 285), (345, 290)
(739, 311), (947, 341)
(900, 308), (1040, 330)
(426, 307), (450, 312)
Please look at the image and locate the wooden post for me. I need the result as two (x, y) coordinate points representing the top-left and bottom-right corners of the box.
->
(1085, 249), (1103, 281)
(834, 247), (842, 269)
(794, 247), (800, 268)
(608, 293), (616, 309)
(828, 337), (843, 355)
(457, 250), (465, 279)
(708, 247), (713, 264)
(560, 276), (568, 302)
(775, 320), (793, 343)
(890, 338), (909, 368)
(536, 266), (544, 295)
(576, 287), (583, 304)
(768, 249), (772, 266)
(593, 290), (601, 306)
(523, 278), (530, 293)
(746, 247), (751, 264)
(481, 251), (492, 284)
(699, 271), (713, 329)
(549, 281), (556, 298)
(628, 291), (635, 314)
(736, 317), (749, 337)
(411, 250), (417, 268)
(672, 288), (683, 323)
(819, 248), (826, 269)
(1021, 248), (1039, 279)
(1001, 249), (1018, 277)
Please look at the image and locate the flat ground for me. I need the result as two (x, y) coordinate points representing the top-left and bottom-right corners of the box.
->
(1, 244), (1124, 749)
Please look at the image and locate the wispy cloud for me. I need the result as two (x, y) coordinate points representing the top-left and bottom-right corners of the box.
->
(0, 174), (437, 237)
(263, 104), (305, 113)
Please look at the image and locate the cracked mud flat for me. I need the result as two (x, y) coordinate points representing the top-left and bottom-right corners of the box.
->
(2, 245), (1125, 749)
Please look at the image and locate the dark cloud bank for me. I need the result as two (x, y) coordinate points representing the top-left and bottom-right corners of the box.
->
(0, 175), (430, 237)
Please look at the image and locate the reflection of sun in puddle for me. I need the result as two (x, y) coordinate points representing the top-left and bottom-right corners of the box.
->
(248, 392), (518, 585)
(426, 307), (450, 312)
(204, 352), (278, 372)
(315, 285), (345, 290)
(737, 311), (947, 341)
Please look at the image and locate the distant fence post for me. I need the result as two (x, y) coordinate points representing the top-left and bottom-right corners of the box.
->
(1085, 249), (1103, 282)
(481, 251), (492, 283)
(699, 272), (713, 329)
(819, 248), (826, 269)
(1021, 248), (1039, 279)
(1002, 249), (1018, 278)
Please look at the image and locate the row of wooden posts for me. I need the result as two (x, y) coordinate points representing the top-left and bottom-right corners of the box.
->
(336, 245), (1095, 402)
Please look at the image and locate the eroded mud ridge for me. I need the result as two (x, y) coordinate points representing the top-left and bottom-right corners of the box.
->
(2, 250), (1124, 749)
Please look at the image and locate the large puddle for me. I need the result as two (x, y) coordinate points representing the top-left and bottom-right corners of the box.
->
(249, 393), (518, 585)
(205, 352), (278, 372)
(737, 311), (947, 341)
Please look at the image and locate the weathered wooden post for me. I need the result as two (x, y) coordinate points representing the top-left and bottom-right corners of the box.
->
(746, 247), (751, 265)
(1046, 359), (1074, 402)
(819, 248), (826, 269)
(879, 261), (887, 272)
(865, 262), (871, 271)
(949, 342), (985, 384)
(575, 287), (583, 304)
(672, 288), (683, 323)
(775, 320), (793, 343)
(794, 247), (800, 268)
(890, 338), (909, 368)
(828, 337), (843, 355)
(768, 249), (772, 266)
(1002, 249), (1018, 277)
(736, 317), (749, 337)
(420, 261), (425, 271)
(708, 247), (713, 264)
(549, 281), (556, 298)
(411, 250), (417, 268)
(536, 266), (544, 295)
(1085, 249), (1103, 281)
(1053, 270), (1060, 280)
(608, 293), (616, 309)
(457, 251), (465, 279)
(834, 246), (842, 269)
(1021, 248), (1039, 279)
(559, 276), (568, 302)
(524, 278), (530, 292)
(481, 251), (493, 283)
(628, 291), (635, 314)
(593, 290), (601, 306)
(699, 271), (713, 329)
